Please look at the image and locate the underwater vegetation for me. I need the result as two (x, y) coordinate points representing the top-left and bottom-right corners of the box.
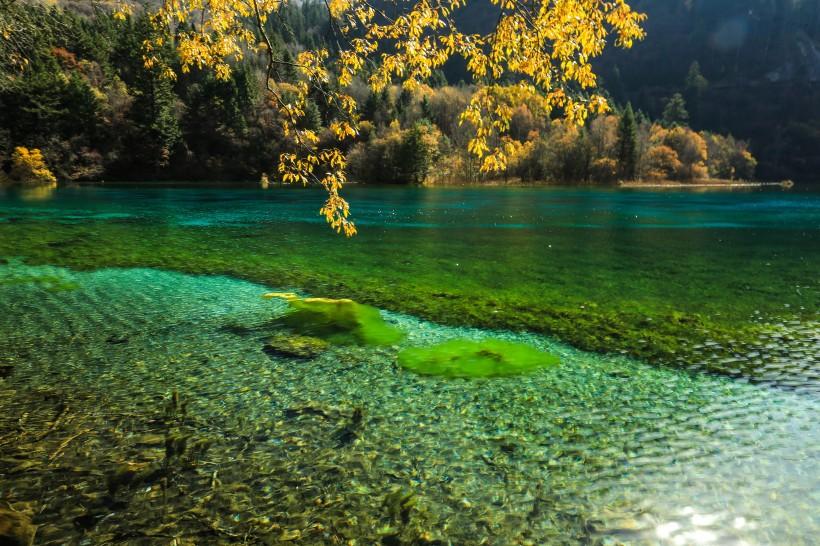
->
(398, 338), (560, 378)
(0, 507), (36, 546)
(264, 292), (405, 346)
(0, 202), (815, 383)
(264, 332), (330, 359)
(0, 274), (77, 291)
(0, 261), (78, 292)
(1, 262), (818, 544)
(263, 293), (562, 379)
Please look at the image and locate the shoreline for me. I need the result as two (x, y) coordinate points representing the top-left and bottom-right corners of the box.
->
(39, 178), (799, 190)
(618, 179), (794, 189)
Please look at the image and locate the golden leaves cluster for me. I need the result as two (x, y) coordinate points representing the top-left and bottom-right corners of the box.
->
(2, 147), (58, 188)
(276, 49), (358, 236)
(137, 0), (644, 234)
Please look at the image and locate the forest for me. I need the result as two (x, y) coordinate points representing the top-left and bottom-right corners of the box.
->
(598, 0), (820, 182)
(1, 0), (761, 187)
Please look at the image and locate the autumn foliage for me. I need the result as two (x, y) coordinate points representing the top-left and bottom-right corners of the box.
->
(1, 1), (757, 217)
(126, 0), (646, 233)
(0, 147), (57, 188)
(340, 83), (756, 185)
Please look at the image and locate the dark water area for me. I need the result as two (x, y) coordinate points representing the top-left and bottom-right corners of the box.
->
(0, 185), (817, 544)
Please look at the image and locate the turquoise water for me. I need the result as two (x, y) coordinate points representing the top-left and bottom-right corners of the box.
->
(0, 186), (818, 544)
(2, 185), (818, 229)
(2, 186), (817, 382)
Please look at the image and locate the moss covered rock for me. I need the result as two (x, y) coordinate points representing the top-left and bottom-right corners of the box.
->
(264, 332), (330, 359)
(398, 338), (559, 378)
(264, 292), (404, 346)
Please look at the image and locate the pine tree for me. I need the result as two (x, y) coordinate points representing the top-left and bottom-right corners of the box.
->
(123, 14), (181, 170)
(278, 48), (298, 84)
(616, 103), (638, 179)
(684, 61), (708, 126)
(420, 96), (433, 122)
(395, 88), (413, 123)
(685, 61), (708, 95)
(662, 93), (689, 127)
(428, 69), (448, 88)
(131, 74), (181, 168)
(398, 122), (439, 184)
(364, 89), (391, 126)
(301, 99), (322, 132)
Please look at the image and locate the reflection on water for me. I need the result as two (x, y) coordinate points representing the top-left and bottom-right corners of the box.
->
(6, 185), (57, 202)
(0, 264), (817, 545)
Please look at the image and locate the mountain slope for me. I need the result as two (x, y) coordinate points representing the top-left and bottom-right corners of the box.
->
(445, 0), (820, 181)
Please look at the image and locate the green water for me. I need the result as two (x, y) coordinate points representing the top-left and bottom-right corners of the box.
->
(0, 186), (818, 544)
(1, 186), (818, 381)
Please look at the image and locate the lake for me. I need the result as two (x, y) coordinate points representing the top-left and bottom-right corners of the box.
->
(0, 185), (818, 544)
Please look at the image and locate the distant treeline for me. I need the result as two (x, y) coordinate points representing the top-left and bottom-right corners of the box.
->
(443, 0), (820, 182)
(595, 0), (820, 183)
(0, 1), (756, 186)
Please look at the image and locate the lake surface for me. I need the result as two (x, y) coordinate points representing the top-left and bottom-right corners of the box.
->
(0, 185), (818, 545)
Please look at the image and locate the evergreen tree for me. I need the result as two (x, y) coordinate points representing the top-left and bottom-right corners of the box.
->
(684, 61), (708, 125)
(420, 96), (433, 122)
(429, 69), (448, 88)
(301, 99), (323, 132)
(278, 48), (298, 83)
(662, 93), (689, 127)
(616, 103), (638, 179)
(364, 89), (391, 126)
(685, 61), (708, 95)
(121, 14), (181, 170)
(398, 122), (439, 184)
(395, 88), (414, 123)
(131, 75), (180, 168)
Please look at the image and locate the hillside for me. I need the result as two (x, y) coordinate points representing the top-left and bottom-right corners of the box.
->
(597, 0), (820, 182)
(1, 0), (813, 184)
(444, 0), (820, 182)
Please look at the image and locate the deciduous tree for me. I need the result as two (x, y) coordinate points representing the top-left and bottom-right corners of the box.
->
(0, 146), (57, 187)
(121, 0), (646, 233)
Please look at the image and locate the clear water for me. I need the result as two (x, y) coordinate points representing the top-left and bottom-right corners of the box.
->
(0, 186), (818, 544)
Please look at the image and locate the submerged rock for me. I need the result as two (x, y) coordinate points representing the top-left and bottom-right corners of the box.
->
(264, 292), (404, 346)
(264, 332), (330, 359)
(398, 338), (559, 378)
(0, 508), (36, 546)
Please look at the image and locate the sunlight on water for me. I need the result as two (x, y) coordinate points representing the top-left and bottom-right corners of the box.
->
(1, 263), (817, 544)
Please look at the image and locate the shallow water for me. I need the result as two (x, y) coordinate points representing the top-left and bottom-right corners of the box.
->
(0, 186), (818, 544)
(0, 264), (817, 545)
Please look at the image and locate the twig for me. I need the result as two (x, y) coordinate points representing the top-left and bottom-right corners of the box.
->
(33, 403), (70, 441)
(48, 428), (90, 463)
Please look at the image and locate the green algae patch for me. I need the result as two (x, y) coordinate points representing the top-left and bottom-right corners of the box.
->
(398, 338), (559, 378)
(265, 292), (405, 346)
